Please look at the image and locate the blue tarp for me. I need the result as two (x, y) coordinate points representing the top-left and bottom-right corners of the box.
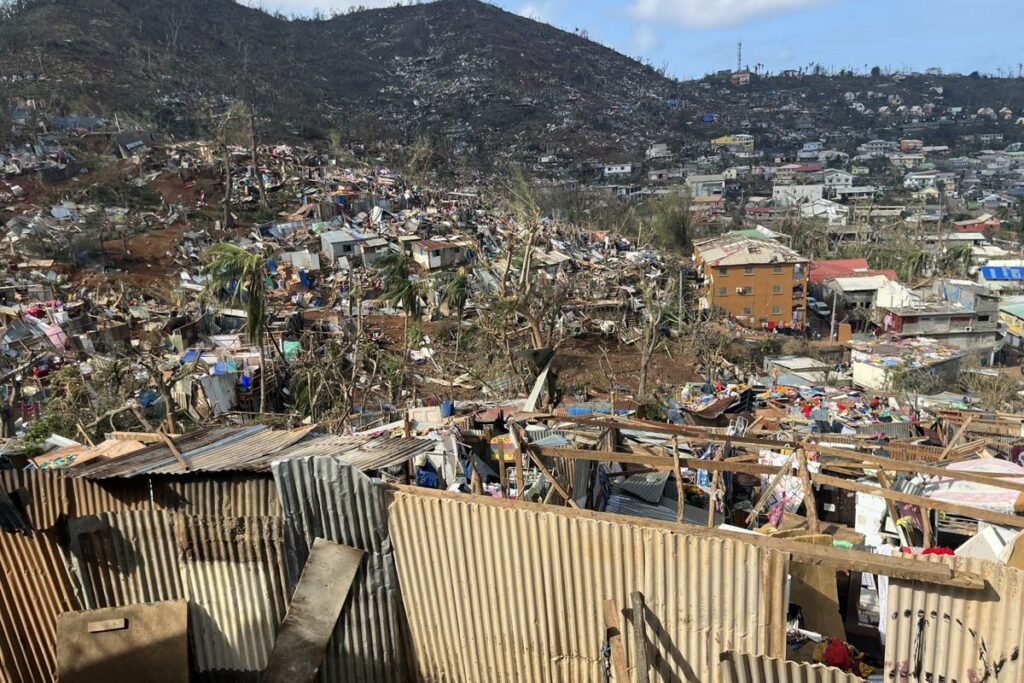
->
(980, 266), (1024, 281)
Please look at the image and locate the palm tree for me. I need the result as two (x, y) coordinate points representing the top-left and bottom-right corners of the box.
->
(204, 243), (271, 412)
(942, 244), (975, 277)
(376, 252), (422, 386)
(441, 267), (469, 398)
(904, 249), (931, 282)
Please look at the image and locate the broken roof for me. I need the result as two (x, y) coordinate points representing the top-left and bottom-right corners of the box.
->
(694, 234), (807, 266)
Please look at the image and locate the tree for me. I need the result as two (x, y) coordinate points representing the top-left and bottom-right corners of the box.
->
(637, 281), (673, 400)
(941, 243), (974, 277)
(204, 243), (272, 412)
(375, 251), (422, 395)
(870, 65), (882, 77)
(441, 267), (469, 398)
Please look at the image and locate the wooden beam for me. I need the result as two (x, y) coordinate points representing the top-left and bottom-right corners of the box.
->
(672, 436), (685, 524)
(631, 592), (650, 683)
(795, 446), (819, 534)
(526, 447), (580, 509)
(813, 472), (1024, 529)
(940, 415), (974, 460)
(108, 431), (181, 444)
(602, 600), (629, 682)
(158, 431), (189, 471)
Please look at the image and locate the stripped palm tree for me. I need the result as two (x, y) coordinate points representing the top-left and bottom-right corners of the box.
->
(441, 267), (470, 399)
(375, 252), (421, 392)
(204, 243), (271, 413)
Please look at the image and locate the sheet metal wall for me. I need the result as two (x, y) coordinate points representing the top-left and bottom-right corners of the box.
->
(272, 456), (412, 683)
(0, 470), (74, 683)
(719, 651), (864, 683)
(884, 556), (1024, 682)
(66, 510), (289, 677)
(389, 491), (790, 683)
(0, 530), (74, 683)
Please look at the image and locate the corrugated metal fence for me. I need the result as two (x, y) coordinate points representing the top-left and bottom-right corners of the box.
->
(272, 456), (412, 683)
(719, 651), (864, 683)
(389, 489), (790, 683)
(884, 555), (1024, 682)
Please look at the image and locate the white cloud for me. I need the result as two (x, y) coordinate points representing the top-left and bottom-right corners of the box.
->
(630, 0), (827, 29)
(516, 0), (561, 23)
(633, 25), (660, 52)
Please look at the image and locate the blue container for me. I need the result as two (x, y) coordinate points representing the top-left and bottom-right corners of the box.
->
(440, 400), (454, 417)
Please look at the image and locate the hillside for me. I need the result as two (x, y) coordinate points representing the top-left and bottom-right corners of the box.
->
(0, 0), (684, 157)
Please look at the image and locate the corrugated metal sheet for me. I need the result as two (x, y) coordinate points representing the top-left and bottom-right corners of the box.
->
(155, 473), (281, 517)
(0, 468), (69, 529)
(719, 651), (863, 683)
(68, 426), (247, 478)
(70, 475), (154, 515)
(389, 489), (789, 683)
(271, 457), (411, 683)
(176, 514), (289, 675)
(276, 434), (433, 471)
(65, 509), (290, 677)
(619, 470), (671, 503)
(884, 556), (1024, 682)
(0, 529), (75, 683)
(68, 510), (185, 609)
(853, 421), (916, 439)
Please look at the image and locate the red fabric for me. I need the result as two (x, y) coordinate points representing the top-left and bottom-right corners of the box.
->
(823, 638), (854, 670)
(922, 547), (955, 556)
(802, 404), (812, 418)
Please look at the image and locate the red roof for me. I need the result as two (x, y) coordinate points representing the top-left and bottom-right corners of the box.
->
(810, 259), (898, 284)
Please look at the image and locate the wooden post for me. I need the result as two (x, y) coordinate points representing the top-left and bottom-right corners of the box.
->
(498, 445), (509, 498)
(158, 431), (189, 472)
(631, 592), (650, 683)
(526, 447), (580, 509)
(940, 416), (974, 460)
(746, 453), (795, 527)
(672, 436), (686, 523)
(514, 428), (525, 501)
(795, 446), (819, 534)
(602, 600), (629, 683)
(877, 469), (914, 546)
(404, 410), (414, 484)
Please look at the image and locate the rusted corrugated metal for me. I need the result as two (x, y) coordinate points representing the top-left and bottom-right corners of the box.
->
(65, 509), (290, 677)
(884, 556), (1024, 682)
(176, 514), (289, 675)
(275, 434), (433, 471)
(0, 529), (75, 683)
(68, 426), (244, 478)
(154, 473), (281, 517)
(272, 457), (411, 683)
(70, 475), (154, 515)
(719, 651), (863, 683)
(0, 468), (69, 529)
(67, 510), (185, 609)
(389, 489), (789, 683)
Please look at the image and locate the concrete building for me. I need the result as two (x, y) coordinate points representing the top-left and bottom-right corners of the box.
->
(409, 240), (468, 271)
(686, 174), (726, 198)
(693, 235), (809, 330)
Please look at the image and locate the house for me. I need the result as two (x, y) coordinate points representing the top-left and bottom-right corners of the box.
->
(603, 164), (633, 177)
(833, 186), (879, 202)
(359, 237), (391, 266)
(409, 240), (468, 271)
(823, 169), (855, 189)
(645, 143), (673, 161)
(857, 139), (898, 156)
(686, 174), (725, 198)
(772, 183), (824, 208)
(320, 228), (381, 266)
(904, 171), (956, 192)
(797, 141), (824, 161)
(999, 302), (1024, 351)
(693, 235), (809, 330)
(730, 71), (751, 86)
(977, 262), (1024, 293)
(800, 198), (850, 226)
(900, 139), (924, 152)
(953, 213), (1001, 233)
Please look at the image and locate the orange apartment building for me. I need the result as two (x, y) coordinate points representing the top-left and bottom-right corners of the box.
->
(693, 235), (810, 330)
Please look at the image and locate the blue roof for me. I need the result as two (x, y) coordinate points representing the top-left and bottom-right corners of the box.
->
(980, 266), (1024, 281)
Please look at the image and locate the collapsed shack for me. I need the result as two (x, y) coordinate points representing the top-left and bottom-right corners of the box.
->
(2, 411), (1023, 682)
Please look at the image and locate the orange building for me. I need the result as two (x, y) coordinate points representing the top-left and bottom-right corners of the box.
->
(694, 235), (809, 330)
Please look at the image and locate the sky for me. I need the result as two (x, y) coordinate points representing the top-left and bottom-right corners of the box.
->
(247, 0), (1024, 80)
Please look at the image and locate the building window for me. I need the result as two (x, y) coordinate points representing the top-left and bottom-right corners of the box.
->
(773, 264), (784, 274)
(431, 250), (440, 257)
(742, 307), (753, 316)
(717, 287), (728, 296)
(718, 266), (728, 275)
(772, 285), (783, 295)
(744, 265), (755, 275)
(772, 305), (782, 315)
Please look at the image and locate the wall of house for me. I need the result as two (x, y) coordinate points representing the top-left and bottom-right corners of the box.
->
(705, 262), (808, 328)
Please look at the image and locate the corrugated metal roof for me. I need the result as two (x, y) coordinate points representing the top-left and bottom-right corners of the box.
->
(884, 556), (1024, 682)
(0, 529), (74, 683)
(0, 469), (69, 530)
(618, 470), (670, 503)
(719, 651), (864, 683)
(271, 457), (411, 682)
(389, 489), (789, 683)
(276, 434), (433, 471)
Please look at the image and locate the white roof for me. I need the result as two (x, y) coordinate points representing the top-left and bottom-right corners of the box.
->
(830, 274), (890, 292)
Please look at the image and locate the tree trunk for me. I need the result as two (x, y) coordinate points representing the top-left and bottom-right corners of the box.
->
(249, 102), (268, 211)
(221, 142), (233, 228)
(258, 343), (266, 413)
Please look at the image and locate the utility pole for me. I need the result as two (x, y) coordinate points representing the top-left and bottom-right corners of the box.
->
(737, 41), (742, 72)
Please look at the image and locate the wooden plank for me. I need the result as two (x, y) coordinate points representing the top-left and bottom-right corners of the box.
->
(940, 416), (974, 460)
(526, 447), (581, 509)
(108, 431), (180, 443)
(795, 446), (819, 534)
(789, 536), (845, 641)
(262, 539), (365, 683)
(813, 472), (1024, 529)
(672, 436), (686, 524)
(158, 431), (190, 471)
(631, 592), (650, 683)
(86, 618), (126, 634)
(873, 470), (910, 546)
(602, 599), (629, 682)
